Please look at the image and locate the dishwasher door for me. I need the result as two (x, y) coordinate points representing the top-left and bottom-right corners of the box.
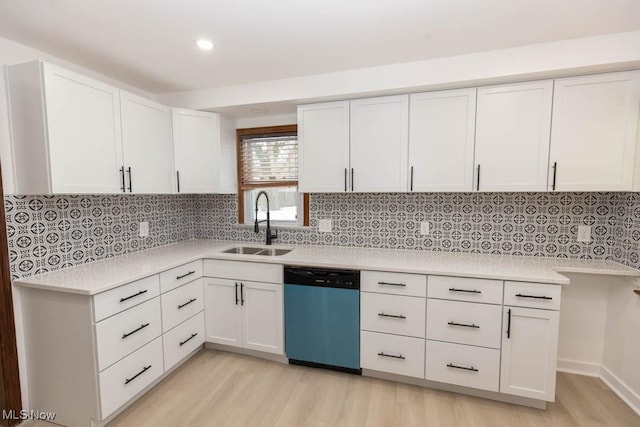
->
(284, 283), (360, 372)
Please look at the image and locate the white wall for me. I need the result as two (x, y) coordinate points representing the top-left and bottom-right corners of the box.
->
(235, 113), (296, 129)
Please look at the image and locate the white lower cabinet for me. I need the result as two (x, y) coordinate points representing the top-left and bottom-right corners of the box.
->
(241, 281), (284, 354)
(425, 340), (500, 392)
(500, 306), (560, 401)
(163, 312), (206, 370)
(98, 336), (164, 419)
(361, 331), (425, 378)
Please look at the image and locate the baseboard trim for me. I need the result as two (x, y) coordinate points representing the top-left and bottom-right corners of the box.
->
(600, 366), (640, 417)
(204, 342), (289, 364)
(556, 358), (601, 377)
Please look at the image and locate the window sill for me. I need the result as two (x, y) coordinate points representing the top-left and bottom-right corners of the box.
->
(232, 223), (313, 231)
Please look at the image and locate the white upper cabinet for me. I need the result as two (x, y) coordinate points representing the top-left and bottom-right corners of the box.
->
(475, 81), (553, 191)
(298, 101), (350, 192)
(350, 95), (409, 192)
(120, 91), (174, 193)
(172, 109), (237, 194)
(408, 89), (476, 192)
(8, 61), (124, 194)
(549, 71), (640, 191)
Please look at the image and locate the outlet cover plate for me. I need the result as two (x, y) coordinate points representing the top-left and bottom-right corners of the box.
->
(318, 219), (332, 233)
(421, 222), (431, 235)
(577, 225), (591, 242)
(139, 221), (149, 237)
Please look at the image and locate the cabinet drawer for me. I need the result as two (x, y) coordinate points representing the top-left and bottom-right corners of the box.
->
(361, 331), (425, 378)
(204, 259), (282, 284)
(361, 271), (426, 297)
(93, 275), (160, 322)
(95, 298), (162, 371)
(163, 312), (205, 371)
(428, 276), (503, 304)
(504, 282), (561, 310)
(98, 336), (164, 419)
(425, 340), (499, 392)
(159, 260), (203, 294)
(161, 279), (204, 332)
(361, 292), (425, 338)
(426, 299), (502, 349)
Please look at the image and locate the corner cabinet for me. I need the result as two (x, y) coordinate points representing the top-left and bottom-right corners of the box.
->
(474, 81), (553, 191)
(408, 89), (476, 192)
(203, 260), (284, 355)
(172, 109), (237, 194)
(7, 61), (124, 194)
(548, 71), (640, 191)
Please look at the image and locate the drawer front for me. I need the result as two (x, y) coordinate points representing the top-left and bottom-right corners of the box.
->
(361, 271), (427, 297)
(361, 331), (425, 378)
(504, 281), (561, 310)
(361, 292), (426, 338)
(163, 312), (205, 371)
(159, 260), (203, 294)
(161, 279), (204, 332)
(425, 340), (500, 392)
(428, 276), (503, 304)
(95, 298), (162, 371)
(93, 275), (160, 322)
(99, 336), (164, 419)
(426, 299), (502, 349)
(204, 259), (282, 284)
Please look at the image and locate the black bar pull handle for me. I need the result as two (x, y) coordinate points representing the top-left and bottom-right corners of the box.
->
(378, 312), (407, 319)
(344, 168), (347, 192)
(240, 283), (245, 306)
(515, 293), (552, 300)
(120, 167), (126, 192)
(127, 166), (133, 192)
(507, 308), (512, 339)
(178, 298), (197, 310)
(351, 168), (354, 191)
(378, 281), (406, 287)
(177, 170), (181, 193)
(124, 365), (151, 385)
(179, 332), (198, 347)
(378, 352), (405, 360)
(122, 323), (150, 339)
(176, 270), (196, 280)
(120, 289), (148, 303)
(551, 162), (557, 191)
(447, 363), (478, 372)
(410, 166), (414, 192)
(448, 288), (481, 294)
(476, 164), (481, 191)
(448, 321), (480, 329)
(235, 283), (239, 305)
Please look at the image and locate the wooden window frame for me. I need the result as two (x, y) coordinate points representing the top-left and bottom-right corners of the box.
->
(236, 125), (309, 226)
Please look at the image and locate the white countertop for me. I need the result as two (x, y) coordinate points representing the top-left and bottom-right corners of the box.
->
(14, 239), (640, 295)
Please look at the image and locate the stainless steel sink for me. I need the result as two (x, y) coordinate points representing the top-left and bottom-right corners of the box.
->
(255, 248), (292, 256)
(222, 246), (263, 255)
(222, 246), (292, 256)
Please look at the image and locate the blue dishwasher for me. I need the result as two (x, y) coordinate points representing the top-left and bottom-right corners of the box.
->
(284, 266), (361, 374)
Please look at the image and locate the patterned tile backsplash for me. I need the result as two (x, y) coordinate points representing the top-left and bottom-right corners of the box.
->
(5, 192), (640, 280)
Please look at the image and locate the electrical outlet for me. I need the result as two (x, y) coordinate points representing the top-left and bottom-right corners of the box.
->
(318, 219), (332, 233)
(577, 225), (591, 242)
(420, 221), (431, 235)
(139, 221), (149, 237)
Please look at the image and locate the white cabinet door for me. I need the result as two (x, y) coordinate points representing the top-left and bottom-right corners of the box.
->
(241, 281), (283, 355)
(350, 95), (409, 192)
(204, 279), (242, 347)
(298, 101), (350, 192)
(42, 62), (123, 193)
(409, 89), (476, 192)
(500, 306), (559, 401)
(475, 81), (553, 191)
(172, 109), (219, 193)
(549, 71), (640, 191)
(120, 91), (174, 193)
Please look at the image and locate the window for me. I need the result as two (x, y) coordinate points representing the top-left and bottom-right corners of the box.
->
(236, 125), (309, 226)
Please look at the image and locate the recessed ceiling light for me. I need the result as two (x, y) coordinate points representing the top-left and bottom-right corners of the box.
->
(196, 39), (214, 50)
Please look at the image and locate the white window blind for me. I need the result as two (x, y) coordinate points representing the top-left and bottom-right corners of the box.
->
(240, 134), (298, 186)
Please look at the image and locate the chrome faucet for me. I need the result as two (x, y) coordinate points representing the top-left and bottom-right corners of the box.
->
(254, 191), (278, 245)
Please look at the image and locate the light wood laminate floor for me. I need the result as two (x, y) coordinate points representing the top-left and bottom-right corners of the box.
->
(27, 349), (639, 426)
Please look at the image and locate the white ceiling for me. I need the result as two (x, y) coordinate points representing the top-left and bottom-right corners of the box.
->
(0, 0), (639, 94)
